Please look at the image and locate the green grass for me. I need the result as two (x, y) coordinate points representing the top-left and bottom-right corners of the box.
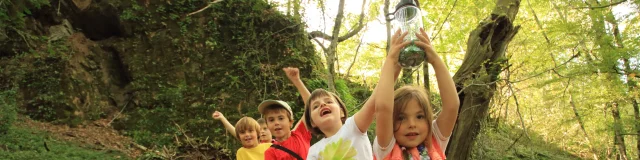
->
(0, 127), (128, 160)
(472, 123), (584, 160)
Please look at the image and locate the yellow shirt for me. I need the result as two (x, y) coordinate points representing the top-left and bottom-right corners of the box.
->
(236, 143), (272, 160)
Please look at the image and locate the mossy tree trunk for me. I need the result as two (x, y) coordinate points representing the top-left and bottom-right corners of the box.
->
(611, 102), (629, 159)
(445, 0), (521, 159)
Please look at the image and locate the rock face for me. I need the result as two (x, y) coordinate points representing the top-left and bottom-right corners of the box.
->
(1, 0), (321, 143)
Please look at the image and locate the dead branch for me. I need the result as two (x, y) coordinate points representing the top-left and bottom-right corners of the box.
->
(186, 0), (223, 16)
(308, 0), (367, 42)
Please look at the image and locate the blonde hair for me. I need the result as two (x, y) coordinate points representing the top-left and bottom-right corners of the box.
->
(304, 89), (348, 136)
(393, 86), (434, 148)
(234, 117), (261, 141)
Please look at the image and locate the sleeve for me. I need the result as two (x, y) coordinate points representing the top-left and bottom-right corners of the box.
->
(345, 117), (367, 135)
(306, 145), (317, 160)
(264, 148), (275, 160)
(373, 136), (395, 159)
(431, 120), (451, 152)
(293, 120), (312, 141)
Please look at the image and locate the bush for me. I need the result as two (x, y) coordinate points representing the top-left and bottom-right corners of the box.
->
(0, 87), (17, 134)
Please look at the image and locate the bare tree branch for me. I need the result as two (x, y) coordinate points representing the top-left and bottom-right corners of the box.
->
(575, 0), (627, 9)
(186, 0), (223, 16)
(308, 0), (367, 42)
(346, 27), (367, 78)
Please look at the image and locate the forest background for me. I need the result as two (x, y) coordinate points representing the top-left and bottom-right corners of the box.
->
(0, 0), (639, 159)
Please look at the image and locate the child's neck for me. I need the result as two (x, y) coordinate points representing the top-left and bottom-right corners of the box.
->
(276, 134), (291, 142)
(319, 122), (343, 138)
(243, 144), (258, 149)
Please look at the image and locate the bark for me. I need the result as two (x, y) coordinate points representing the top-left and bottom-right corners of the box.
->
(633, 99), (640, 160)
(444, 0), (521, 159)
(309, 0), (367, 92)
(401, 68), (414, 85)
(611, 102), (629, 160)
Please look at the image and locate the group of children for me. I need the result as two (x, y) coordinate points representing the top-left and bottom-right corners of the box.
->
(212, 28), (460, 160)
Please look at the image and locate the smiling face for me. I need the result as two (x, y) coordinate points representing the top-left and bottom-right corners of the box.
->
(393, 98), (429, 148)
(234, 117), (261, 148)
(238, 128), (259, 148)
(309, 95), (343, 129)
(304, 89), (348, 136)
(258, 122), (272, 143)
(264, 108), (293, 141)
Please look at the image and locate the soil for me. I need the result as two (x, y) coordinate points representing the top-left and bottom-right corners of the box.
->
(14, 116), (142, 158)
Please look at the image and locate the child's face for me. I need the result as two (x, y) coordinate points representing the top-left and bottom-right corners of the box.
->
(309, 95), (343, 129)
(238, 128), (259, 148)
(394, 98), (429, 148)
(259, 123), (272, 143)
(265, 110), (293, 141)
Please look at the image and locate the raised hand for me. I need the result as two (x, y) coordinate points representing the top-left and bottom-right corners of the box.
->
(414, 28), (439, 64)
(388, 29), (412, 64)
(282, 67), (300, 81)
(212, 111), (225, 120)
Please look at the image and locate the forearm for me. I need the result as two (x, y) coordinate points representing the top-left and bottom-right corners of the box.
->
(431, 57), (459, 109)
(290, 78), (311, 105)
(220, 118), (237, 138)
(374, 59), (398, 146)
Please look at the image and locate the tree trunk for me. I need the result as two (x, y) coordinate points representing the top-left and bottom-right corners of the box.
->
(445, 0), (521, 159)
(633, 99), (640, 160)
(308, 0), (367, 92)
(384, 0), (391, 54)
(570, 94), (590, 140)
(611, 102), (628, 160)
(424, 60), (430, 93)
(400, 68), (414, 85)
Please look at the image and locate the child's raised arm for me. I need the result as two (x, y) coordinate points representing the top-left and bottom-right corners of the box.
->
(212, 111), (237, 140)
(415, 28), (460, 137)
(283, 67), (311, 131)
(374, 29), (411, 146)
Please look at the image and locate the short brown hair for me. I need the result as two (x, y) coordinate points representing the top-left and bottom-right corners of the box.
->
(393, 86), (434, 147)
(234, 117), (261, 140)
(263, 105), (294, 123)
(304, 89), (348, 136)
(256, 118), (266, 125)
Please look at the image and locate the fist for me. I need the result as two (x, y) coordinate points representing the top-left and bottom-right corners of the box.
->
(212, 111), (224, 120)
(283, 67), (300, 79)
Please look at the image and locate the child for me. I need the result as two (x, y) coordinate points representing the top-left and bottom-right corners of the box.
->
(211, 111), (273, 143)
(233, 117), (272, 160)
(257, 118), (274, 143)
(374, 28), (460, 160)
(259, 67), (313, 160)
(302, 58), (394, 159)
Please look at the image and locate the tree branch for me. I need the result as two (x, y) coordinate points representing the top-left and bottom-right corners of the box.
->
(186, 0), (223, 16)
(308, 0), (367, 42)
(345, 27), (367, 78)
(312, 38), (329, 54)
(431, 0), (458, 42)
(575, 0), (627, 9)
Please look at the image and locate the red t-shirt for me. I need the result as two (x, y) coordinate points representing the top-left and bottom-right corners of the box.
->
(264, 122), (312, 160)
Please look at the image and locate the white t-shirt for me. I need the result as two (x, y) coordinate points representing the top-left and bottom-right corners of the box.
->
(306, 117), (373, 160)
(373, 120), (450, 159)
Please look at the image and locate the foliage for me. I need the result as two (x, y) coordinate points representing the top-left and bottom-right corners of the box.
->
(108, 0), (323, 154)
(472, 120), (583, 160)
(0, 126), (126, 160)
(0, 0), (50, 57)
(0, 87), (17, 134)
